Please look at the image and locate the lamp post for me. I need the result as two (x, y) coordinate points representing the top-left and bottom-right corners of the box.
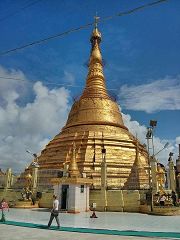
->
(101, 147), (107, 211)
(146, 120), (157, 211)
(154, 142), (169, 157)
(146, 120), (169, 211)
(26, 150), (39, 163)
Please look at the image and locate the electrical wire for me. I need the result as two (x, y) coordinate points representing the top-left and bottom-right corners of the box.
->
(0, 76), (27, 82)
(0, 0), (43, 23)
(0, 0), (170, 56)
(0, 75), (120, 91)
(100, 0), (169, 23)
(0, 76), (82, 88)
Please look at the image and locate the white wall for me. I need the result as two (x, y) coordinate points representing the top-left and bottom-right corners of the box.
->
(68, 184), (89, 212)
(54, 183), (90, 212)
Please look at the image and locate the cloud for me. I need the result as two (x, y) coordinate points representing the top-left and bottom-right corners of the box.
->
(176, 136), (180, 145)
(175, 137), (180, 153)
(0, 66), (70, 172)
(0, 66), (28, 106)
(62, 71), (75, 85)
(119, 76), (180, 113)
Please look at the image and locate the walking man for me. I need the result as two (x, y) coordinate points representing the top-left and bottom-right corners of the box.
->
(48, 195), (60, 229)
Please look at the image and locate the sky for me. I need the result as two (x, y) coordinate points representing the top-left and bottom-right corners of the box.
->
(0, 0), (179, 173)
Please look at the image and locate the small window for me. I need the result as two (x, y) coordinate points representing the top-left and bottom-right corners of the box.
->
(80, 185), (84, 193)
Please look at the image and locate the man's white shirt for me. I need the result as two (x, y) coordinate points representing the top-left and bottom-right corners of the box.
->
(53, 199), (59, 210)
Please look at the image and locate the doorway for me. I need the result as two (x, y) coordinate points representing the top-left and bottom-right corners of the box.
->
(61, 185), (69, 210)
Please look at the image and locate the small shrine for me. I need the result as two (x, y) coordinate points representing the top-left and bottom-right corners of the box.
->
(14, 162), (39, 208)
(51, 143), (93, 213)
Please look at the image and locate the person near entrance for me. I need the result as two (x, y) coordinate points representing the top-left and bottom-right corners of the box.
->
(47, 195), (60, 229)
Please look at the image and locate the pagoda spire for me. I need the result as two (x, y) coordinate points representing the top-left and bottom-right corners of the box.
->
(134, 137), (142, 168)
(68, 143), (81, 178)
(81, 16), (110, 99)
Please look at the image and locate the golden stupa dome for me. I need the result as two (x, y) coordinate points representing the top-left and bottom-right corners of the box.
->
(34, 19), (150, 190)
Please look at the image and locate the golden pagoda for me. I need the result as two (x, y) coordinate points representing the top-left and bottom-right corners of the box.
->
(36, 18), (150, 191)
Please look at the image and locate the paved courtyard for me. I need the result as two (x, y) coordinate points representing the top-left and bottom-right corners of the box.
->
(0, 209), (180, 239)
